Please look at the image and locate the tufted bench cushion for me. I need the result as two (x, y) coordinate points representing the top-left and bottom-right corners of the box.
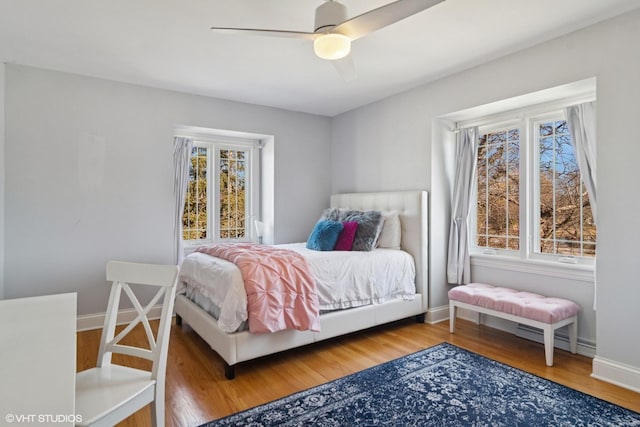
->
(447, 283), (579, 324)
(448, 283), (579, 366)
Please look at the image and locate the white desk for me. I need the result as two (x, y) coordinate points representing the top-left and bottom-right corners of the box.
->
(0, 293), (77, 426)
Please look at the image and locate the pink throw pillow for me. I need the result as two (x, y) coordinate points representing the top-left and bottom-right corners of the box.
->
(334, 221), (359, 251)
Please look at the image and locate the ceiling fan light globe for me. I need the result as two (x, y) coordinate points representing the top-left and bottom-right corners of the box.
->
(314, 34), (351, 60)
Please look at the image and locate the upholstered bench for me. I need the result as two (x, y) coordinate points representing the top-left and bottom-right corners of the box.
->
(448, 283), (579, 366)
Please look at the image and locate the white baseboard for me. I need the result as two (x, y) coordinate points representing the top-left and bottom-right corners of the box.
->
(450, 307), (596, 358)
(426, 304), (450, 324)
(592, 356), (640, 393)
(454, 307), (483, 325)
(515, 324), (596, 358)
(76, 305), (165, 332)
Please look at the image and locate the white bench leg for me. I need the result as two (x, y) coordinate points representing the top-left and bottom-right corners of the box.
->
(543, 325), (554, 366)
(449, 301), (457, 333)
(568, 317), (578, 354)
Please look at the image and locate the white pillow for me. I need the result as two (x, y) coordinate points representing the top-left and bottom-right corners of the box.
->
(377, 210), (401, 249)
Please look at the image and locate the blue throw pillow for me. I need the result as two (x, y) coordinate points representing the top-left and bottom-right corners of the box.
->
(306, 220), (344, 251)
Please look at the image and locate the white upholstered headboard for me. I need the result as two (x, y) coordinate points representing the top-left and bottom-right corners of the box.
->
(330, 191), (429, 311)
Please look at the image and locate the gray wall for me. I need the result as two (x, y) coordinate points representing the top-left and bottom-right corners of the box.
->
(332, 11), (640, 384)
(4, 65), (331, 315)
(0, 65), (4, 299)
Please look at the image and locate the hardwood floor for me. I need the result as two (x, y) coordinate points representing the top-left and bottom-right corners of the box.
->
(76, 317), (640, 426)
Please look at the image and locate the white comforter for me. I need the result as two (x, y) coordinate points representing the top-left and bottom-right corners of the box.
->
(178, 242), (416, 333)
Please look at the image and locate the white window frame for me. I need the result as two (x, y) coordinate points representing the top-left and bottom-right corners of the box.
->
(180, 133), (261, 247)
(527, 110), (593, 263)
(462, 95), (596, 278)
(475, 118), (524, 258)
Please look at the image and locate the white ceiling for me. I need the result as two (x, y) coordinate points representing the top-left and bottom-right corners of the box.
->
(1, 0), (639, 117)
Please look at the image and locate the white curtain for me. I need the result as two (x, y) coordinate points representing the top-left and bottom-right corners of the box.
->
(565, 101), (597, 223)
(565, 101), (597, 309)
(173, 137), (193, 265)
(447, 126), (479, 285)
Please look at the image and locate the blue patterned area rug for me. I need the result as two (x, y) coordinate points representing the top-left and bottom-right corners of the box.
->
(200, 343), (640, 426)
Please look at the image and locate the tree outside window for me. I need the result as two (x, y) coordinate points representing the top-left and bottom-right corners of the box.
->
(182, 142), (256, 243)
(475, 114), (595, 260)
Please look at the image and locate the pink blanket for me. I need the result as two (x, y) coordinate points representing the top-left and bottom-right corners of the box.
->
(196, 244), (320, 333)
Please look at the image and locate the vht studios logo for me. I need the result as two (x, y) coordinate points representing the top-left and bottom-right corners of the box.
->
(5, 413), (83, 424)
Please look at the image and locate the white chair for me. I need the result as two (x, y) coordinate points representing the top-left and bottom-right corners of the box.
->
(75, 261), (179, 427)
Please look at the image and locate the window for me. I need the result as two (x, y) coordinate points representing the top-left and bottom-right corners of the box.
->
(533, 116), (596, 258)
(182, 137), (259, 244)
(472, 105), (595, 264)
(476, 126), (521, 252)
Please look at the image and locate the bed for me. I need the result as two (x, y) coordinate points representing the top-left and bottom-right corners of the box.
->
(174, 190), (429, 379)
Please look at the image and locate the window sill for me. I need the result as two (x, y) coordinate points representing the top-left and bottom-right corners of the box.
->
(471, 253), (595, 283)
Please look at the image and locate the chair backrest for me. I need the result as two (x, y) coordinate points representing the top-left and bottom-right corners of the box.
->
(97, 261), (179, 381)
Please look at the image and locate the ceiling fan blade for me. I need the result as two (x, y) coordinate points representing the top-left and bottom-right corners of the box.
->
(210, 27), (319, 40)
(333, 0), (445, 41)
(331, 54), (357, 82)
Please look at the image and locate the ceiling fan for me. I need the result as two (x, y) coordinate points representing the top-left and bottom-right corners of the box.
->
(210, 0), (445, 81)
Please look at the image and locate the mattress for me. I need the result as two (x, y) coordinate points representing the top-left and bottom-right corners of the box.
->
(178, 242), (416, 333)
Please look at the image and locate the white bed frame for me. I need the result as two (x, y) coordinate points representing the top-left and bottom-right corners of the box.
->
(174, 190), (429, 379)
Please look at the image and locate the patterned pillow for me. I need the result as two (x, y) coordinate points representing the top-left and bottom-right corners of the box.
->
(334, 221), (359, 251)
(306, 220), (344, 251)
(322, 208), (384, 251)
